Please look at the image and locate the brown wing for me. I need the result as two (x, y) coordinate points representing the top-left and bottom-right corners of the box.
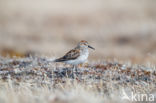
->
(55, 49), (80, 62)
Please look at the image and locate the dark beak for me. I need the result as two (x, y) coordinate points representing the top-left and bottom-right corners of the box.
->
(88, 45), (95, 50)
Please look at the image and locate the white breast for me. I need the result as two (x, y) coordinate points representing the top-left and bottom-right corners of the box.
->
(77, 50), (89, 63)
(64, 49), (89, 65)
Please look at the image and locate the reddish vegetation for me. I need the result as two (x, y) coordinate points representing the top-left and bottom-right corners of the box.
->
(0, 56), (155, 103)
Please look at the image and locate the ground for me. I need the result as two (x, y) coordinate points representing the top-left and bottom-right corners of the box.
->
(0, 56), (155, 103)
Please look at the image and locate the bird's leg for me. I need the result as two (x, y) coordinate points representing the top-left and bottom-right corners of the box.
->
(75, 65), (78, 74)
(72, 65), (78, 79)
(71, 65), (75, 78)
(74, 65), (79, 78)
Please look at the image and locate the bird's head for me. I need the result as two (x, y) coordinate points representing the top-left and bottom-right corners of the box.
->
(78, 40), (95, 50)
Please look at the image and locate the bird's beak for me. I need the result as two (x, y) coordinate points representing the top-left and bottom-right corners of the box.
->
(88, 45), (95, 50)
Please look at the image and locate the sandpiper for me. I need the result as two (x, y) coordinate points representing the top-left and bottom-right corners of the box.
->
(54, 40), (95, 76)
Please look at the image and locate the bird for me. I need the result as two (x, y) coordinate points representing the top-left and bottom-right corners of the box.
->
(54, 40), (95, 76)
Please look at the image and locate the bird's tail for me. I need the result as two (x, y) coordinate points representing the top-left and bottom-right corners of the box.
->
(54, 58), (65, 62)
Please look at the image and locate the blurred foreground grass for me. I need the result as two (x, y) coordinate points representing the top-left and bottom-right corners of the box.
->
(0, 56), (155, 103)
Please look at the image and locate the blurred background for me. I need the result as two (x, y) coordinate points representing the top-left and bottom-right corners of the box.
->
(0, 0), (156, 64)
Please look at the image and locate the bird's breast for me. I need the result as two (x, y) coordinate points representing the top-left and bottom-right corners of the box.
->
(78, 50), (89, 62)
(64, 49), (89, 65)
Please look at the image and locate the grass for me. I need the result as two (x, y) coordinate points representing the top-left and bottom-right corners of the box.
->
(0, 56), (155, 103)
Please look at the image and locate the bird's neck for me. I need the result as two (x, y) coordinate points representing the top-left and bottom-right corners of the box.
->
(75, 46), (87, 51)
(81, 47), (88, 53)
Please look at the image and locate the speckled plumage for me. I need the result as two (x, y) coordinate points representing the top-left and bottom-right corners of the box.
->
(54, 40), (95, 65)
